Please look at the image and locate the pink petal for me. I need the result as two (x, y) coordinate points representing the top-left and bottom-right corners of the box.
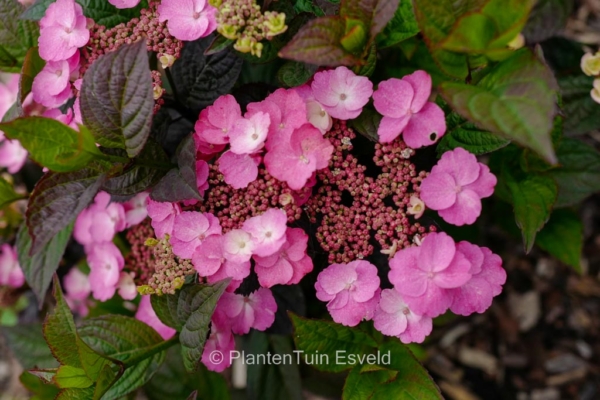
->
(435, 147), (480, 187)
(464, 163), (497, 198)
(218, 151), (259, 189)
(438, 189), (482, 226)
(420, 171), (458, 210)
(373, 78), (414, 118)
(402, 102), (447, 148)
(418, 232), (456, 273)
(403, 70), (432, 113)
(377, 115), (410, 143)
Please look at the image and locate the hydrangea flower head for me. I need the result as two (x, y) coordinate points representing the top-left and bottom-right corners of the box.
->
(170, 211), (222, 259)
(0, 135), (27, 173)
(217, 288), (277, 334)
(147, 198), (181, 238)
(218, 151), (260, 189)
(74, 191), (126, 246)
(31, 52), (79, 108)
(38, 0), (89, 61)
(420, 147), (496, 226)
(157, 0), (217, 41)
(388, 232), (472, 318)
(449, 242), (506, 315)
(373, 70), (446, 147)
(192, 234), (250, 285)
(311, 66), (373, 120)
(242, 208), (287, 257)
(373, 288), (432, 344)
(194, 94), (242, 145)
(87, 242), (124, 301)
(0, 244), (24, 288)
(315, 260), (381, 326)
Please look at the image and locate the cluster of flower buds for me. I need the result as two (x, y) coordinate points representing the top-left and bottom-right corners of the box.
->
(581, 50), (600, 104)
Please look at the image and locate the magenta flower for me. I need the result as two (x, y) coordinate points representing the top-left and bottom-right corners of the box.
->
(136, 295), (177, 340)
(32, 51), (80, 108)
(74, 192), (126, 246)
(311, 67), (373, 120)
(373, 70), (446, 147)
(217, 288), (277, 334)
(123, 192), (149, 228)
(388, 232), (472, 318)
(38, 0), (89, 61)
(157, 0), (217, 41)
(253, 227), (313, 287)
(147, 198), (181, 238)
(373, 288), (432, 344)
(264, 124), (333, 190)
(420, 147), (497, 226)
(293, 84), (332, 134)
(202, 310), (235, 372)
(223, 229), (255, 263)
(315, 260), (381, 327)
(194, 94), (241, 145)
(242, 208), (287, 257)
(64, 268), (90, 301)
(449, 242), (506, 316)
(117, 272), (137, 300)
(196, 160), (209, 195)
(87, 242), (124, 301)
(218, 151), (260, 189)
(0, 244), (24, 288)
(170, 211), (222, 259)
(108, 0), (141, 9)
(192, 234), (251, 284)
(0, 135), (27, 174)
(229, 112), (270, 155)
(247, 89), (307, 150)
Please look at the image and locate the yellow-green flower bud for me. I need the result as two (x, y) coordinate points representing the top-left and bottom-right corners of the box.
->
(218, 24), (239, 40)
(264, 12), (287, 38)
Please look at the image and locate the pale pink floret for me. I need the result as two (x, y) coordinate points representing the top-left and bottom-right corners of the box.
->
(293, 84), (332, 134)
(108, 0), (141, 9)
(388, 232), (472, 318)
(247, 88), (308, 150)
(0, 244), (24, 288)
(217, 288), (277, 334)
(117, 272), (137, 300)
(449, 242), (506, 316)
(192, 234), (250, 284)
(264, 124), (333, 190)
(242, 208), (287, 257)
(194, 94), (241, 145)
(146, 198), (181, 238)
(170, 211), (222, 259)
(202, 310), (235, 371)
(74, 191), (126, 246)
(123, 192), (149, 228)
(420, 147), (497, 226)
(222, 229), (255, 263)
(311, 67), (373, 120)
(64, 268), (91, 316)
(0, 134), (27, 173)
(38, 0), (89, 61)
(136, 295), (177, 340)
(87, 242), (124, 301)
(373, 288), (432, 344)
(315, 260), (381, 327)
(373, 70), (446, 148)
(157, 0), (218, 41)
(229, 111), (270, 155)
(218, 151), (260, 189)
(253, 227), (313, 287)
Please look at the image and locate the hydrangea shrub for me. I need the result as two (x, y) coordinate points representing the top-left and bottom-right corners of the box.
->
(0, 0), (597, 398)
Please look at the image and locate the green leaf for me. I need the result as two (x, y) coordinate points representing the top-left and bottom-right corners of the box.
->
(16, 222), (74, 303)
(25, 162), (107, 254)
(150, 293), (180, 330)
(150, 135), (201, 202)
(2, 323), (59, 369)
(0, 0), (39, 72)
(53, 366), (93, 389)
(0, 176), (22, 209)
(502, 167), (557, 252)
(546, 138), (600, 207)
(78, 315), (168, 400)
(341, 18), (368, 54)
(0, 117), (105, 172)
(204, 35), (234, 56)
(343, 365), (398, 399)
(55, 387), (96, 400)
(440, 0), (535, 58)
(376, 0), (419, 48)
(18, 46), (45, 111)
(289, 313), (378, 373)
(20, 371), (61, 400)
(440, 49), (558, 164)
(170, 35), (242, 115)
(279, 17), (360, 66)
(294, 0), (325, 16)
(436, 112), (510, 156)
(559, 74), (600, 135)
(277, 61), (318, 87)
(80, 41), (153, 157)
(348, 108), (381, 142)
(536, 208), (582, 272)
(340, 0), (400, 39)
(522, 0), (573, 44)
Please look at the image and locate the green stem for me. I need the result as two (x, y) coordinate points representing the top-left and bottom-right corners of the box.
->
(123, 334), (180, 368)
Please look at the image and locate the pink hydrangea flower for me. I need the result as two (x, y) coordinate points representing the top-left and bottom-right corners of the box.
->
(315, 260), (381, 326)
(0, 244), (24, 288)
(196, 160), (209, 195)
(117, 272), (137, 300)
(0, 134), (27, 173)
(108, 0), (141, 8)
(373, 70), (446, 147)
(217, 288), (277, 334)
(388, 232), (472, 318)
(242, 208), (287, 257)
(192, 234), (250, 284)
(157, 0), (217, 41)
(170, 211), (222, 259)
(449, 242), (506, 316)
(222, 229), (255, 263)
(246, 89), (308, 150)
(38, 0), (89, 61)
(311, 67), (373, 120)
(294, 84), (332, 134)
(202, 310), (235, 371)
(74, 192), (126, 246)
(420, 147), (497, 226)
(32, 52), (80, 108)
(123, 192), (149, 228)
(264, 124), (333, 190)
(229, 112), (270, 155)
(43, 108), (77, 130)
(64, 268), (91, 301)
(218, 151), (260, 189)
(87, 242), (124, 301)
(194, 94), (241, 145)
(136, 295), (177, 340)
(147, 198), (181, 238)
(253, 227), (313, 287)
(373, 288), (432, 344)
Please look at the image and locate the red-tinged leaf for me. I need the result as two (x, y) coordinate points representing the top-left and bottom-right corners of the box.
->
(370, 0), (400, 37)
(278, 17), (359, 66)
